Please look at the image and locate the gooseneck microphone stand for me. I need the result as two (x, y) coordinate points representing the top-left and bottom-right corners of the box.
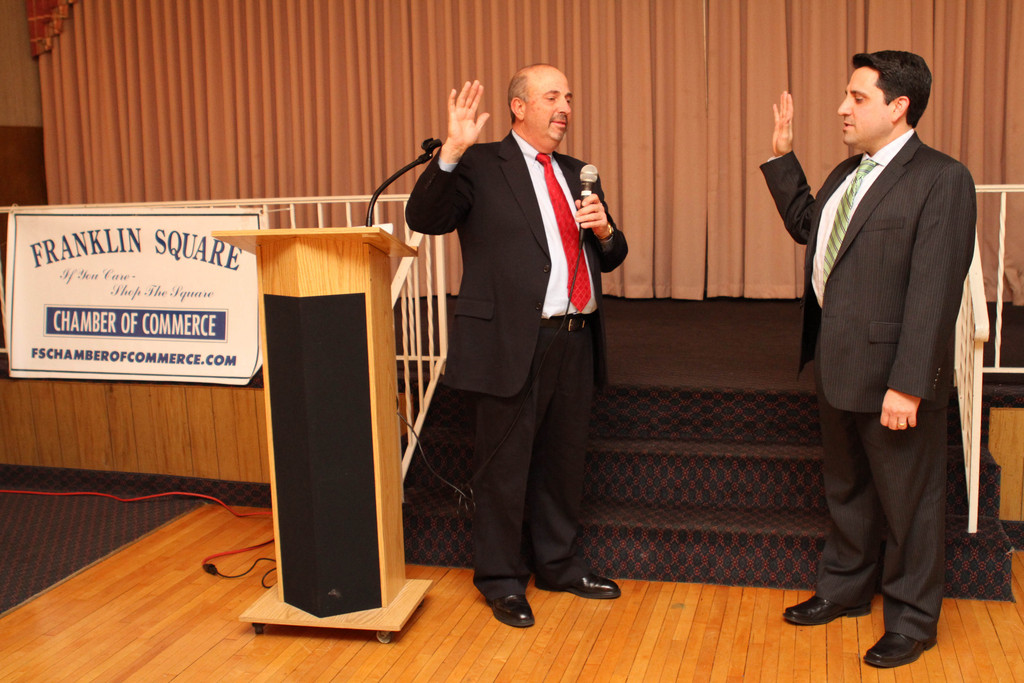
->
(364, 138), (443, 227)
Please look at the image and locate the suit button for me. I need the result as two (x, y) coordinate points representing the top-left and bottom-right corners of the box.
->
(543, 264), (551, 273)
(535, 303), (542, 311)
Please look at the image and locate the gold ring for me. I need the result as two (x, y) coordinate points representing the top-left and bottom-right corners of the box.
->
(898, 421), (906, 427)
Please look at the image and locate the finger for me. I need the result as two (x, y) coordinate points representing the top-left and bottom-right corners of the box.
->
(473, 111), (491, 132)
(467, 81), (484, 111)
(455, 81), (472, 109)
(778, 93), (793, 125)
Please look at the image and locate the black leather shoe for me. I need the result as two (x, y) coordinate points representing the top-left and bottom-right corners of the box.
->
(864, 632), (936, 668)
(486, 594), (534, 628)
(535, 573), (621, 599)
(782, 595), (871, 625)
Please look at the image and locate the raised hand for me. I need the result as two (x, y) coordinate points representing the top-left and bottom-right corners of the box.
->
(772, 91), (794, 157)
(440, 80), (491, 164)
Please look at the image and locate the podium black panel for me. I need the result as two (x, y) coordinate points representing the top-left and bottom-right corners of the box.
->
(263, 293), (381, 617)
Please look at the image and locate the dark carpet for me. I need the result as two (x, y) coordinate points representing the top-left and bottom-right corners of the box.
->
(601, 297), (1024, 389)
(0, 491), (202, 616)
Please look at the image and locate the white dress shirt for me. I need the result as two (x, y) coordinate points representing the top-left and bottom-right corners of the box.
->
(440, 131), (597, 316)
(812, 128), (915, 305)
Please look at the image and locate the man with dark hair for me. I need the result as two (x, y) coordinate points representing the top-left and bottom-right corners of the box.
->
(406, 65), (628, 628)
(761, 51), (976, 668)
(852, 51), (931, 126)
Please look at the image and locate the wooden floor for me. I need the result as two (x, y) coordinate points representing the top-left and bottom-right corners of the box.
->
(1, 506), (1023, 682)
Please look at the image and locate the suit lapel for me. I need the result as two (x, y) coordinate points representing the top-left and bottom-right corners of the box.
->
(810, 156), (861, 261)
(554, 153), (582, 197)
(831, 134), (921, 267)
(497, 134), (550, 255)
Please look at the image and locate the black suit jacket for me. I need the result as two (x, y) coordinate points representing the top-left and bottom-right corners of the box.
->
(761, 134), (976, 412)
(406, 133), (629, 397)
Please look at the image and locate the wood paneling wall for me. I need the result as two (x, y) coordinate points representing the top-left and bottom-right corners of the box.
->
(0, 377), (269, 483)
(991, 408), (1024, 522)
(2, 375), (1022, 521)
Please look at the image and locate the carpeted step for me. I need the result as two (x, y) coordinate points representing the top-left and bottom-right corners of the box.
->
(423, 382), (970, 446)
(590, 385), (822, 445)
(406, 380), (1013, 601)
(586, 441), (1002, 519)
(422, 383), (825, 444)
(583, 440), (827, 513)
(401, 488), (1013, 600)
(406, 430), (1004, 520)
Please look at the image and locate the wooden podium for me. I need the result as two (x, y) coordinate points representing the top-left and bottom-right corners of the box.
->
(213, 227), (431, 642)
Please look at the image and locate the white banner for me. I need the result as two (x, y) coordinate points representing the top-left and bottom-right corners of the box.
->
(4, 207), (263, 384)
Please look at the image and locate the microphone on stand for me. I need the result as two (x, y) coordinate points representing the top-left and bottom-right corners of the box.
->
(365, 138), (442, 227)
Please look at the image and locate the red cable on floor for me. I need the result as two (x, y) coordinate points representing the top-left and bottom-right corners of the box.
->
(202, 539), (275, 566)
(0, 489), (271, 518)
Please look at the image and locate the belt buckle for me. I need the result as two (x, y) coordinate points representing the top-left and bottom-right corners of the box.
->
(567, 316), (586, 332)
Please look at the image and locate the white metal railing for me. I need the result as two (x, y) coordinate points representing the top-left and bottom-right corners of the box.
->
(976, 185), (1024, 375)
(955, 241), (988, 533)
(0, 195), (448, 482)
(956, 184), (1022, 533)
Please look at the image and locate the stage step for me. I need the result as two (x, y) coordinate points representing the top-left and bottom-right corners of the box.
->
(411, 433), (1003, 520)
(402, 383), (1014, 600)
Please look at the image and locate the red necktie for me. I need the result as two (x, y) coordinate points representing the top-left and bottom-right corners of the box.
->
(536, 153), (591, 311)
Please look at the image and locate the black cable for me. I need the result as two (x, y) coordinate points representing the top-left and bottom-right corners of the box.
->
(261, 567), (278, 589)
(203, 557), (276, 579)
(398, 411), (474, 514)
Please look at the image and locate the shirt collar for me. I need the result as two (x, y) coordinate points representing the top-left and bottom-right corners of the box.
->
(512, 130), (547, 163)
(864, 128), (915, 167)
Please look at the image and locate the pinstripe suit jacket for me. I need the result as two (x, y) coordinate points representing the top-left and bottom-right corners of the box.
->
(761, 134), (976, 413)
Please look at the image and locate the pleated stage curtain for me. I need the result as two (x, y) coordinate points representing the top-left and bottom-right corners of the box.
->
(32, 0), (1024, 300)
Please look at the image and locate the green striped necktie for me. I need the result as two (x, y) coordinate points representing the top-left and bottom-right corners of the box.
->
(823, 157), (878, 282)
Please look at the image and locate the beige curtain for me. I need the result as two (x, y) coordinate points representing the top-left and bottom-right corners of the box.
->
(37, 0), (1024, 300)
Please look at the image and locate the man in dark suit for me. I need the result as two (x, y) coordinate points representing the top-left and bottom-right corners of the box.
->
(406, 65), (628, 628)
(760, 51), (975, 668)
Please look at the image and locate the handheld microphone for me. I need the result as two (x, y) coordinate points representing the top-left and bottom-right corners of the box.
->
(580, 165), (598, 197)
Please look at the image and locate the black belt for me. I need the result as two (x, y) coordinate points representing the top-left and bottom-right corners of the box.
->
(539, 313), (594, 332)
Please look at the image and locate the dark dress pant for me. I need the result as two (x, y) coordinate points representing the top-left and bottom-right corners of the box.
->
(814, 384), (947, 641)
(470, 323), (594, 599)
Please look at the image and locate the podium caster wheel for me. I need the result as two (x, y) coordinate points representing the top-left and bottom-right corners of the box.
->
(377, 631), (393, 644)
(253, 623), (265, 635)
